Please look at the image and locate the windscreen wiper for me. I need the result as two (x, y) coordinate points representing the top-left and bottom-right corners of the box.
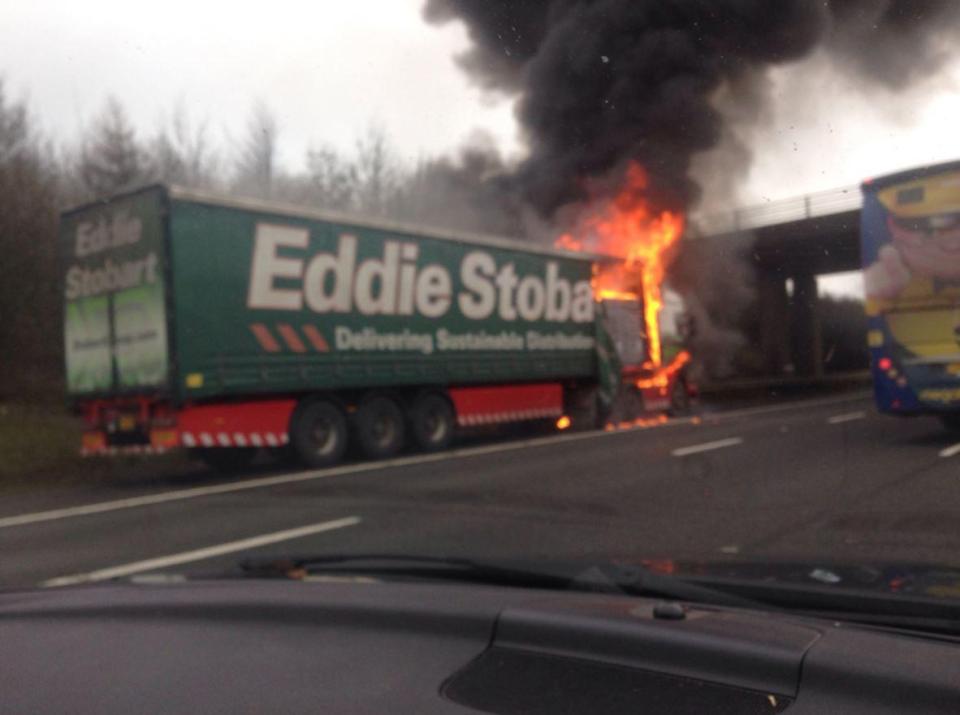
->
(235, 554), (960, 636)
(684, 574), (960, 637)
(236, 553), (766, 610)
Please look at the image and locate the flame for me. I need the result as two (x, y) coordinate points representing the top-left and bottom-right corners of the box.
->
(554, 234), (583, 252)
(556, 415), (572, 430)
(596, 288), (639, 302)
(603, 414), (669, 432)
(635, 349), (691, 390)
(555, 161), (684, 369)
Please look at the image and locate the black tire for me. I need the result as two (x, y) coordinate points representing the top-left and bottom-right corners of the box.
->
(355, 394), (406, 459)
(193, 447), (258, 473)
(409, 392), (455, 451)
(940, 413), (960, 432)
(564, 385), (600, 431)
(290, 399), (349, 468)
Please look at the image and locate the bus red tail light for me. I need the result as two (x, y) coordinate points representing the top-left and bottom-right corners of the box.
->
(878, 357), (893, 371)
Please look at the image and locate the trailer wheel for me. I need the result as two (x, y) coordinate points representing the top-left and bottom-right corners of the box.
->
(290, 399), (348, 468)
(355, 394), (406, 459)
(410, 392), (455, 451)
(193, 447), (258, 473)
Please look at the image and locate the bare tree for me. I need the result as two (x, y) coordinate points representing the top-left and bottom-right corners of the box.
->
(303, 144), (356, 211)
(151, 104), (218, 189)
(0, 82), (29, 166)
(234, 101), (278, 199)
(0, 79), (61, 398)
(78, 97), (149, 198)
(353, 125), (399, 216)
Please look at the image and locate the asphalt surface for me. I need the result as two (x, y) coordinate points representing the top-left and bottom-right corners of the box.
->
(5, 391), (960, 589)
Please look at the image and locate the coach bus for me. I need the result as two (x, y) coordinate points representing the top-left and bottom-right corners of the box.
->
(861, 160), (960, 430)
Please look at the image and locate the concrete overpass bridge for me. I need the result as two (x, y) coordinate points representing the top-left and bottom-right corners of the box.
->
(689, 186), (863, 378)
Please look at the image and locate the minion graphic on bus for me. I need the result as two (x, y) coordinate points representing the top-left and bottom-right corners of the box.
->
(861, 163), (960, 419)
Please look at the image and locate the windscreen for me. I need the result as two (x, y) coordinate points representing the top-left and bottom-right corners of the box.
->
(8, 0), (960, 630)
(603, 298), (647, 368)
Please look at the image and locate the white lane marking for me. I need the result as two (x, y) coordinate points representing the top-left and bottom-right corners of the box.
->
(0, 419), (695, 531)
(671, 437), (743, 458)
(0, 391), (862, 532)
(939, 443), (960, 458)
(827, 411), (866, 425)
(42, 516), (361, 588)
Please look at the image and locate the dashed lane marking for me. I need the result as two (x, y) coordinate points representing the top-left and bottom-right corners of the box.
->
(939, 443), (960, 459)
(671, 437), (744, 458)
(827, 411), (866, 425)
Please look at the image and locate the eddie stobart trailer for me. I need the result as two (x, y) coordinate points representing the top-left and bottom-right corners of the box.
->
(61, 185), (686, 469)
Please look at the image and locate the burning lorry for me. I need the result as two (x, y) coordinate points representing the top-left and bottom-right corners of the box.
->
(61, 184), (694, 469)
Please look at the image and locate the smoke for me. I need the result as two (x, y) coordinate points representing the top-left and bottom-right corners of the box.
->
(425, 0), (960, 218)
(425, 1), (960, 379)
(688, 65), (774, 213)
(668, 233), (756, 380)
(826, 0), (960, 90)
(390, 130), (526, 236)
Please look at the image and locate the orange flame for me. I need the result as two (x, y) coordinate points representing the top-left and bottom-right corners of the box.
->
(603, 414), (669, 431)
(555, 162), (684, 368)
(636, 349), (691, 390)
(554, 234), (583, 252)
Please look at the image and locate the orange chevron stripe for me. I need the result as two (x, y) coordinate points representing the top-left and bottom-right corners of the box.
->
(277, 324), (307, 353)
(302, 324), (331, 352)
(250, 323), (281, 352)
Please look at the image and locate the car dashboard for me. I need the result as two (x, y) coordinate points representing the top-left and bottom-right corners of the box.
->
(0, 578), (957, 713)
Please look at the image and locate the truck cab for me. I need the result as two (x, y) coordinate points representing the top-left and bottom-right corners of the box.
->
(599, 286), (694, 424)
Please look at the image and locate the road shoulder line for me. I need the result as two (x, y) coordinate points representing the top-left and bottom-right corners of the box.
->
(1, 392), (867, 531)
(0, 420), (690, 530)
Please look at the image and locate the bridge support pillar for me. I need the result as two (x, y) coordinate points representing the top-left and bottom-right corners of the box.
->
(791, 273), (823, 378)
(759, 273), (790, 375)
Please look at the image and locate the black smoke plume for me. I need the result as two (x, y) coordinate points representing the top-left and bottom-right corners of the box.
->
(425, 1), (960, 382)
(425, 0), (960, 217)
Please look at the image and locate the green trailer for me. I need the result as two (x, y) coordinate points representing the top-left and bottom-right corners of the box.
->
(61, 185), (662, 468)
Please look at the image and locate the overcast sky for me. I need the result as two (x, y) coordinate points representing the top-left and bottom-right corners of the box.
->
(6, 0), (960, 297)
(2, 0), (519, 167)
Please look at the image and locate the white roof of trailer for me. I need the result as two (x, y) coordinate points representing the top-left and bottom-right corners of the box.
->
(165, 185), (613, 264)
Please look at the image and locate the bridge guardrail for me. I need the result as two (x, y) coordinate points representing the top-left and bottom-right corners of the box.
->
(693, 184), (862, 235)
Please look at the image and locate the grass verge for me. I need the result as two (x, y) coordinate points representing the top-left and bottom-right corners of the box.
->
(0, 401), (196, 491)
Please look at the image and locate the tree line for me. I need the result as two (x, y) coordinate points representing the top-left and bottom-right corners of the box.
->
(57, 96), (517, 231)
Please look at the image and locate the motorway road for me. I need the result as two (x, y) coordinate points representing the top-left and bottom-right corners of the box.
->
(4, 391), (960, 589)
